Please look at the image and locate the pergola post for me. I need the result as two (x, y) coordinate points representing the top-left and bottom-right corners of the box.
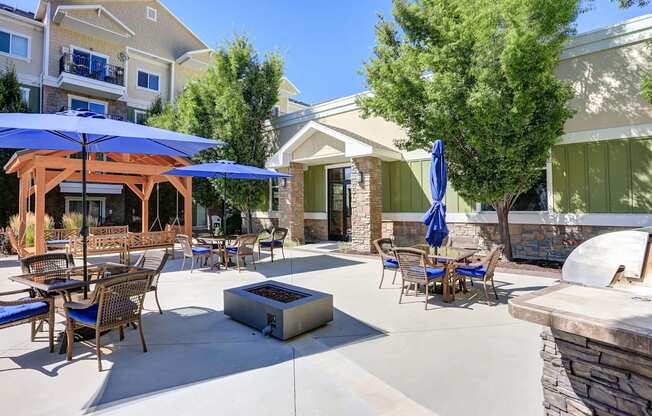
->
(34, 167), (46, 254)
(184, 177), (192, 236)
(18, 173), (28, 243)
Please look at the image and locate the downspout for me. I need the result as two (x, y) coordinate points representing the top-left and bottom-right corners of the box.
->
(40, 2), (51, 113)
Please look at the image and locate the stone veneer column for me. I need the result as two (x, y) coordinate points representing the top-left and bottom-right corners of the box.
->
(351, 156), (382, 253)
(279, 162), (304, 244)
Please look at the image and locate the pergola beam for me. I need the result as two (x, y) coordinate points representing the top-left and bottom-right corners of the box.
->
(32, 156), (173, 176)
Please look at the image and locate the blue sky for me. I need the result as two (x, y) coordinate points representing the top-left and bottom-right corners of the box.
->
(10, 1), (652, 104)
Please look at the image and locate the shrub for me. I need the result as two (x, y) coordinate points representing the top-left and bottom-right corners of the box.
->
(9, 212), (54, 247)
(62, 212), (98, 230)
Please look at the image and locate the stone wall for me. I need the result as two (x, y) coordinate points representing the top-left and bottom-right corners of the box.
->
(42, 86), (128, 120)
(382, 220), (629, 261)
(279, 163), (305, 243)
(350, 157), (382, 253)
(305, 219), (328, 242)
(541, 328), (652, 416)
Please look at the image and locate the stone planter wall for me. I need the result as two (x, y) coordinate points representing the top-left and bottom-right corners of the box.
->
(541, 328), (652, 416)
(305, 219), (327, 242)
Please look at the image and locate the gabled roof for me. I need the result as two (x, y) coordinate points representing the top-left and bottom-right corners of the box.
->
(53, 4), (135, 40)
(0, 2), (35, 20)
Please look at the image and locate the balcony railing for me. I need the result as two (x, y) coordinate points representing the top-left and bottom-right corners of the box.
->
(57, 107), (124, 121)
(59, 53), (125, 87)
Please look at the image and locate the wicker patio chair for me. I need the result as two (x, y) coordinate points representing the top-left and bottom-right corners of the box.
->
(394, 247), (447, 310)
(258, 228), (288, 263)
(134, 250), (170, 314)
(0, 288), (54, 352)
(64, 270), (153, 371)
(176, 234), (214, 273)
(21, 252), (75, 274)
(225, 234), (258, 272)
(453, 245), (504, 304)
(373, 238), (399, 288)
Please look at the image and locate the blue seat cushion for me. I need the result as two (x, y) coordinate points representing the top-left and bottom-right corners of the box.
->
(260, 240), (283, 248)
(383, 258), (399, 269)
(0, 301), (49, 325)
(47, 239), (70, 245)
(225, 246), (238, 254)
(456, 266), (488, 278)
(425, 267), (446, 279)
(192, 247), (210, 255)
(67, 304), (99, 325)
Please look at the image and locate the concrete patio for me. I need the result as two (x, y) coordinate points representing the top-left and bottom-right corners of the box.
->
(0, 247), (554, 416)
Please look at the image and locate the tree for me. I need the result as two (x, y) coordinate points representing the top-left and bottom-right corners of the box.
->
(359, 0), (578, 259)
(0, 65), (28, 226)
(148, 37), (283, 232)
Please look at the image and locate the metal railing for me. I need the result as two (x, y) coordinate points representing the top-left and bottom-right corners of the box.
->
(59, 53), (125, 87)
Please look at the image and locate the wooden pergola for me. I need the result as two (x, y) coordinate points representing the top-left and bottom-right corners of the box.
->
(5, 150), (194, 254)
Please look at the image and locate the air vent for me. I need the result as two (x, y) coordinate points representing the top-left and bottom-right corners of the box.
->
(146, 6), (157, 22)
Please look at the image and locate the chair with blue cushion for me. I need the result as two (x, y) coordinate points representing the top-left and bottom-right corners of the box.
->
(225, 234), (258, 272)
(0, 288), (54, 352)
(258, 228), (288, 263)
(394, 248), (447, 310)
(176, 234), (214, 273)
(64, 270), (153, 371)
(373, 238), (399, 288)
(454, 245), (503, 304)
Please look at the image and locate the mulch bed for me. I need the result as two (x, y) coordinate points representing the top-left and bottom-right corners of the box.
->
(247, 285), (308, 303)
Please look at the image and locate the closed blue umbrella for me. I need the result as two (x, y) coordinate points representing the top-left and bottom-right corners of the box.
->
(0, 110), (221, 277)
(423, 140), (449, 247)
(165, 161), (291, 233)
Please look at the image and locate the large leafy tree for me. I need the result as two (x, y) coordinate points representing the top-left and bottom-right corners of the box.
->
(0, 65), (28, 226)
(360, 0), (578, 259)
(148, 37), (283, 232)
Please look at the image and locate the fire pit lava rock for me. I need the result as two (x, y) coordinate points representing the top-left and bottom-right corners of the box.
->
(223, 281), (333, 340)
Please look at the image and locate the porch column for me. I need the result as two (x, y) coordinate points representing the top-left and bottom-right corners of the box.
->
(18, 173), (28, 243)
(184, 177), (193, 236)
(351, 156), (382, 253)
(279, 162), (304, 244)
(34, 167), (46, 254)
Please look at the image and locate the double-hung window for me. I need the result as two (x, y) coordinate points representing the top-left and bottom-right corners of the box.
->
(0, 29), (29, 59)
(134, 109), (148, 125)
(137, 70), (160, 92)
(270, 178), (280, 212)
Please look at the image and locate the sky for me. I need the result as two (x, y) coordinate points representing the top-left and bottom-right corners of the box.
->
(9, 0), (652, 104)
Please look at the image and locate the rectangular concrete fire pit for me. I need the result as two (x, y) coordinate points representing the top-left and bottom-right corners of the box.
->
(224, 281), (333, 340)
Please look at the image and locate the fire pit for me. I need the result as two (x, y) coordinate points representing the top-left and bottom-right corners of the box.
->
(224, 281), (333, 340)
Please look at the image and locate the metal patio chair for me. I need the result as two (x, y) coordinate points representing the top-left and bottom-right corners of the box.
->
(258, 228), (288, 263)
(176, 234), (214, 272)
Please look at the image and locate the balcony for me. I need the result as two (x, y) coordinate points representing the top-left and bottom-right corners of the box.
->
(57, 53), (126, 100)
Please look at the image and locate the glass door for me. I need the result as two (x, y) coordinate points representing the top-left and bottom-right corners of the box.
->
(328, 167), (351, 241)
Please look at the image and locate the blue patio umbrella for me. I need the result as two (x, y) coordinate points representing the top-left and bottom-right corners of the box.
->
(165, 161), (291, 233)
(423, 140), (449, 247)
(0, 110), (221, 277)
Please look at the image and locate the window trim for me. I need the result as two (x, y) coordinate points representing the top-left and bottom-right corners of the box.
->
(133, 109), (148, 124)
(0, 27), (31, 61)
(68, 94), (108, 114)
(136, 69), (161, 92)
(65, 196), (106, 219)
(146, 6), (158, 22)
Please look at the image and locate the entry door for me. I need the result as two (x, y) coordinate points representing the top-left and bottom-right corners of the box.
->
(328, 167), (351, 241)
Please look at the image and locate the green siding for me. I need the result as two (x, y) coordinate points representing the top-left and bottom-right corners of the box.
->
(381, 160), (474, 213)
(552, 138), (652, 213)
(20, 84), (40, 113)
(304, 165), (326, 212)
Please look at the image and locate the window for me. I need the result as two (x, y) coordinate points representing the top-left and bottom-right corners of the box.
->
(0, 30), (29, 59)
(137, 70), (160, 92)
(146, 6), (157, 22)
(69, 96), (107, 114)
(271, 178), (280, 211)
(19, 87), (29, 107)
(65, 197), (105, 220)
(71, 47), (108, 79)
(133, 109), (148, 125)
(481, 170), (548, 212)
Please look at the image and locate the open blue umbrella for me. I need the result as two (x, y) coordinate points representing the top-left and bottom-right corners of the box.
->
(0, 110), (221, 277)
(423, 140), (449, 247)
(165, 161), (291, 234)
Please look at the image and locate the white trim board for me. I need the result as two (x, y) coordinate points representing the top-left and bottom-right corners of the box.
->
(560, 123), (652, 145)
(382, 211), (652, 228)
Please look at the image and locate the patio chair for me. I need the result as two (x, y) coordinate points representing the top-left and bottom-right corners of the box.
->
(453, 245), (504, 304)
(373, 238), (399, 288)
(21, 252), (75, 274)
(0, 288), (54, 352)
(394, 247), (447, 310)
(225, 234), (258, 272)
(176, 234), (214, 273)
(6, 227), (34, 259)
(133, 250), (170, 314)
(258, 228), (288, 263)
(63, 270), (153, 371)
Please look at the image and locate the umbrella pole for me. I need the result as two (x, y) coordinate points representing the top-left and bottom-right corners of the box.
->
(222, 175), (226, 235)
(81, 134), (88, 289)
